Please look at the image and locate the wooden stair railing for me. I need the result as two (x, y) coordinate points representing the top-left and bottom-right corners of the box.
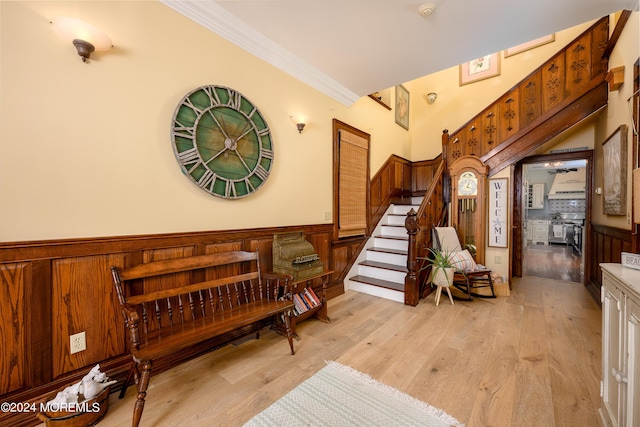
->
(442, 15), (611, 175)
(404, 159), (446, 306)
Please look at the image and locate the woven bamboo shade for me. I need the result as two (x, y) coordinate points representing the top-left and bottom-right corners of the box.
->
(634, 168), (640, 224)
(338, 130), (368, 238)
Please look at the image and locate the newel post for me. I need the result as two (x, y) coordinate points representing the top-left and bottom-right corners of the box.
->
(404, 208), (419, 306)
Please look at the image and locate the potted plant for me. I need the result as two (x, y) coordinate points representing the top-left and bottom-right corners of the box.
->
(417, 246), (457, 306)
(425, 246), (456, 289)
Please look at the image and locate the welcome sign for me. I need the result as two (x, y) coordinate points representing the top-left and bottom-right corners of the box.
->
(489, 178), (508, 247)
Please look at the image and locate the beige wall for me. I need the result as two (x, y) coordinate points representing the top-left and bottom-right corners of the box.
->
(1, 2), (637, 250)
(0, 1), (410, 242)
(593, 11), (640, 228)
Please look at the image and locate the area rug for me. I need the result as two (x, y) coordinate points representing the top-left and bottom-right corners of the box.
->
(244, 361), (464, 427)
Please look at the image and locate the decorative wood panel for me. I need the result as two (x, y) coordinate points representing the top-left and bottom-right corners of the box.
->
(0, 263), (29, 395)
(465, 119), (482, 157)
(499, 90), (520, 143)
(411, 157), (441, 194)
(330, 238), (365, 288)
(542, 53), (566, 111)
(586, 224), (632, 302)
(369, 155), (413, 228)
(566, 36), (592, 93)
(591, 17), (609, 78)
(481, 105), (499, 153)
(52, 254), (127, 379)
(520, 71), (542, 127)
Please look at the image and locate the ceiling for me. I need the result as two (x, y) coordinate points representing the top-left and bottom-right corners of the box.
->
(161, 0), (638, 106)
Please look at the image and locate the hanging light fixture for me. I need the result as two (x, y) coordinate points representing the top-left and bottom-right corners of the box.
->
(51, 17), (112, 62)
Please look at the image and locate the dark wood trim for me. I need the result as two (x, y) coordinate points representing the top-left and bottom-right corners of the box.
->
(512, 162), (523, 277)
(0, 224), (331, 263)
(367, 94), (392, 110)
(602, 10), (632, 60)
(632, 57), (640, 253)
(332, 119), (371, 242)
(513, 150), (594, 286)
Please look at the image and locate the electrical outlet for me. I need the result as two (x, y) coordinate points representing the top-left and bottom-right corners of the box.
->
(323, 211), (332, 221)
(70, 331), (86, 354)
(495, 255), (502, 264)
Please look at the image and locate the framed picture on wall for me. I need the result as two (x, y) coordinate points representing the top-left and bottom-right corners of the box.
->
(459, 53), (500, 86)
(602, 124), (628, 216)
(488, 178), (508, 247)
(395, 84), (409, 130)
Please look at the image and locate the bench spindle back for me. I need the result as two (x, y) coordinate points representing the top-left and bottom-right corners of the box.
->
(112, 250), (282, 346)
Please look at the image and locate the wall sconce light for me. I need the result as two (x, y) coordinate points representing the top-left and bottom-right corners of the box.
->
(290, 115), (307, 133)
(426, 92), (437, 104)
(51, 17), (112, 62)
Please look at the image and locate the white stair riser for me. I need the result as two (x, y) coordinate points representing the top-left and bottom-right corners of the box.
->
(346, 280), (404, 303)
(373, 237), (407, 251)
(385, 215), (406, 226)
(358, 265), (405, 283)
(380, 225), (407, 238)
(391, 205), (419, 215)
(367, 250), (406, 266)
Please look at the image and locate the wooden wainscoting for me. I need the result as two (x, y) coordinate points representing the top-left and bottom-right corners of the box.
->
(586, 224), (632, 302)
(369, 154), (442, 231)
(0, 224), (333, 426)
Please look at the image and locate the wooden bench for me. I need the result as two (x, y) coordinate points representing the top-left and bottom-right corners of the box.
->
(111, 250), (295, 427)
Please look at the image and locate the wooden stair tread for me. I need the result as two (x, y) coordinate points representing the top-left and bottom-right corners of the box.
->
(349, 275), (404, 292)
(388, 210), (419, 215)
(374, 235), (408, 241)
(359, 260), (407, 272)
(369, 247), (407, 256)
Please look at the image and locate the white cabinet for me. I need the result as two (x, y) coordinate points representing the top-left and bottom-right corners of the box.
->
(527, 183), (545, 209)
(600, 264), (640, 427)
(525, 220), (533, 241)
(531, 220), (548, 245)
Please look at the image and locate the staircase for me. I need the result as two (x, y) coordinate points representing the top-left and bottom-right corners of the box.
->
(346, 198), (422, 302)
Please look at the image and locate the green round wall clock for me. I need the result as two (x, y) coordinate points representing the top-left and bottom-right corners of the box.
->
(171, 85), (273, 199)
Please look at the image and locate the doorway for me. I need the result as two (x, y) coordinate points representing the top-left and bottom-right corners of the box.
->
(513, 150), (593, 284)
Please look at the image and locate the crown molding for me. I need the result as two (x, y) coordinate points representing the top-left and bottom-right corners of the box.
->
(160, 0), (360, 106)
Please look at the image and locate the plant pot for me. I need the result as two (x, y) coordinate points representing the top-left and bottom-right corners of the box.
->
(432, 267), (455, 288)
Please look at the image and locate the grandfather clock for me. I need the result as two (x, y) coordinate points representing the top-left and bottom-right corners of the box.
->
(449, 156), (489, 265)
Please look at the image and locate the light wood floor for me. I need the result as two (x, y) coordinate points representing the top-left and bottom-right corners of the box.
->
(96, 276), (602, 427)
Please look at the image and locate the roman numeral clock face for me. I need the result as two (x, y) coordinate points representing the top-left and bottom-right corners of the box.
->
(171, 85), (273, 199)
